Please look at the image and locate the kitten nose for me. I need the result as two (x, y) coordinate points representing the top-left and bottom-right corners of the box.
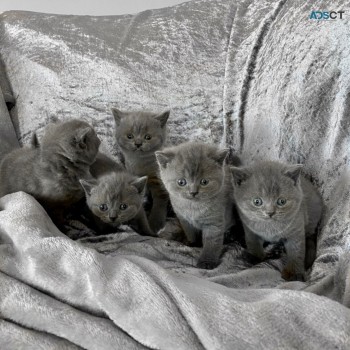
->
(190, 191), (199, 197)
(135, 141), (142, 148)
(266, 211), (275, 218)
(109, 216), (118, 222)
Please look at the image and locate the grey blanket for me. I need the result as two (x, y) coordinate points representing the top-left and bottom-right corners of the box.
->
(0, 0), (350, 348)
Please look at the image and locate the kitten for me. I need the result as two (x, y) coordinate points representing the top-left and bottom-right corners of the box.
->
(156, 142), (235, 269)
(112, 108), (170, 233)
(32, 131), (124, 178)
(0, 119), (100, 224)
(80, 172), (156, 236)
(230, 161), (323, 281)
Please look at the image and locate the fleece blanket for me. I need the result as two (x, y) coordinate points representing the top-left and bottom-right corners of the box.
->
(0, 0), (350, 348)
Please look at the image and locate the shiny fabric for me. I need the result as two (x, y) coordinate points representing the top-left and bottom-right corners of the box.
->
(0, 1), (350, 348)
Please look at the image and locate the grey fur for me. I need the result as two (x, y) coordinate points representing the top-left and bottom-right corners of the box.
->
(0, 119), (100, 224)
(80, 172), (155, 236)
(156, 141), (235, 269)
(112, 108), (170, 233)
(231, 161), (323, 281)
(90, 153), (125, 178)
(28, 130), (121, 184)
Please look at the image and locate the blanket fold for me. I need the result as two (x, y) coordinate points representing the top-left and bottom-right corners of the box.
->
(0, 53), (14, 107)
(0, 85), (19, 161)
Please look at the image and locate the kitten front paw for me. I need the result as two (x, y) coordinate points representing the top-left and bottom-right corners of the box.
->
(157, 219), (188, 242)
(197, 259), (219, 270)
(264, 241), (285, 259)
(281, 267), (305, 282)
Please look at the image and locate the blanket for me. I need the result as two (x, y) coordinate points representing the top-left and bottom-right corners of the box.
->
(1, 191), (349, 350)
(0, 0), (350, 348)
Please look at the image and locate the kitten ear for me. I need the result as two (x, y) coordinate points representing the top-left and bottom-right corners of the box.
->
(230, 166), (251, 186)
(131, 176), (148, 194)
(284, 164), (303, 185)
(79, 179), (97, 196)
(154, 110), (170, 128)
(212, 148), (229, 165)
(111, 108), (127, 126)
(75, 127), (92, 149)
(155, 151), (175, 169)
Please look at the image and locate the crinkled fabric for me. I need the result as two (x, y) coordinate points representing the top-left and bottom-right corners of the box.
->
(0, 0), (350, 348)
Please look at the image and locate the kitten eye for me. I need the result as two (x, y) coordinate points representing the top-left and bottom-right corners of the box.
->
(177, 179), (187, 186)
(253, 198), (263, 207)
(127, 134), (134, 139)
(99, 204), (108, 212)
(120, 203), (128, 210)
(200, 179), (209, 186)
(277, 198), (287, 206)
(144, 134), (152, 140)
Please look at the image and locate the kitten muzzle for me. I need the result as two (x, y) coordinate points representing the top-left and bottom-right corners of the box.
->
(264, 211), (276, 219)
(108, 214), (118, 222)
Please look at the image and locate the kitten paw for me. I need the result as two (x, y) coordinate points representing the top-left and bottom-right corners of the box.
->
(157, 219), (188, 242)
(264, 241), (285, 259)
(197, 260), (218, 270)
(282, 268), (305, 282)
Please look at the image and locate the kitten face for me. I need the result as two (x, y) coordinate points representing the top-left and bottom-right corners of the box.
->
(156, 142), (228, 201)
(231, 162), (303, 223)
(81, 173), (147, 226)
(113, 109), (169, 155)
(41, 119), (101, 165)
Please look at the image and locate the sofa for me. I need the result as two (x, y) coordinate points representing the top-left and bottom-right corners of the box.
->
(0, 0), (349, 348)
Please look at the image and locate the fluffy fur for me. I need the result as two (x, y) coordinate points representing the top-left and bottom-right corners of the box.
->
(156, 142), (235, 269)
(0, 119), (100, 224)
(80, 172), (155, 236)
(90, 153), (125, 178)
(112, 108), (170, 232)
(231, 161), (323, 281)
(31, 131), (124, 178)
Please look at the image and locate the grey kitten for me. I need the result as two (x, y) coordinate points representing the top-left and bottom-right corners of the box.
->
(80, 172), (155, 236)
(0, 119), (100, 224)
(230, 161), (323, 281)
(31, 132), (124, 178)
(112, 108), (170, 233)
(156, 142), (235, 269)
